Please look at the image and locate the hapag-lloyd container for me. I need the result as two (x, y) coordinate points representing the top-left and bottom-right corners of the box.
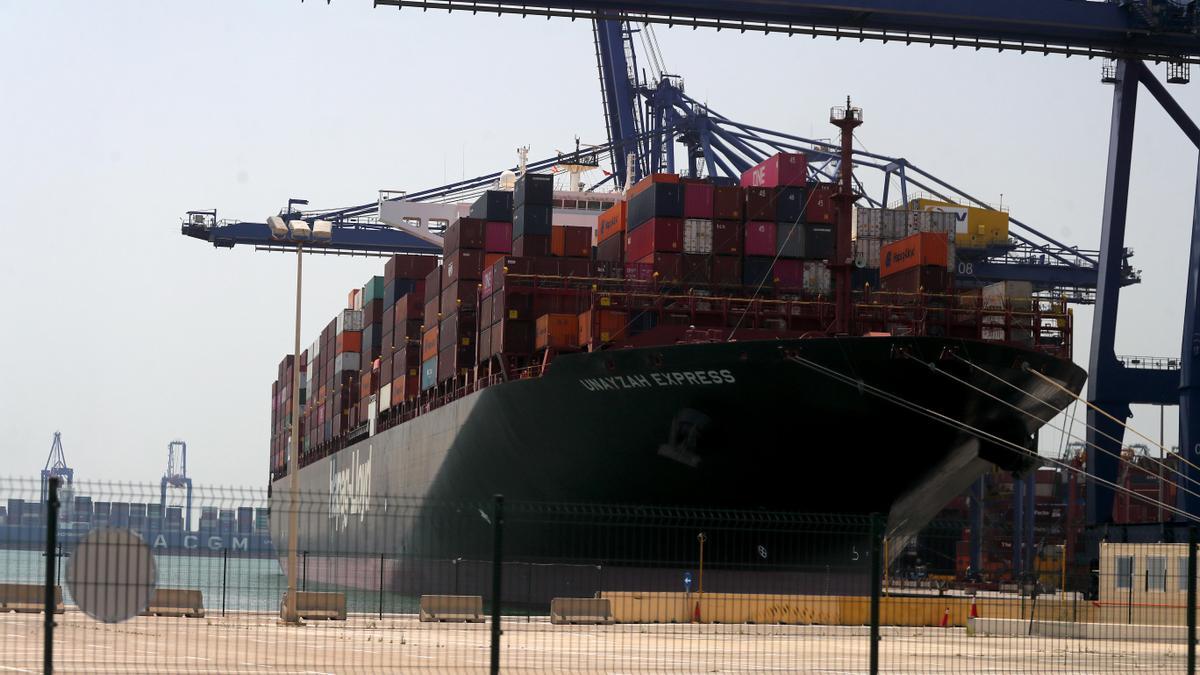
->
(597, 202), (627, 243)
(683, 219), (713, 254)
(880, 232), (950, 277)
(740, 152), (808, 188)
(626, 217), (682, 260)
(682, 181), (714, 218)
(744, 221), (777, 257)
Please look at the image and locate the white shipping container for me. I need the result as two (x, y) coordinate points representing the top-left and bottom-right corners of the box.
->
(334, 352), (361, 373)
(803, 261), (832, 294)
(379, 383), (392, 411)
(854, 237), (882, 269)
(337, 309), (365, 333)
(982, 281), (1034, 310)
(855, 208), (882, 238)
(683, 219), (713, 254)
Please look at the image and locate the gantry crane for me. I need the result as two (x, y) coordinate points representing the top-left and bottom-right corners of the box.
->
(40, 431), (73, 503)
(160, 440), (193, 531)
(182, 0), (1200, 524)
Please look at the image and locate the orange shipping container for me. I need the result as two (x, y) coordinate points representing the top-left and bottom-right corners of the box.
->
(536, 313), (577, 350)
(550, 226), (567, 257)
(597, 202), (627, 244)
(484, 252), (506, 271)
(627, 173), (681, 200)
(336, 331), (362, 354)
(578, 309), (627, 346)
(392, 374), (419, 402)
(880, 232), (949, 277)
(421, 326), (439, 362)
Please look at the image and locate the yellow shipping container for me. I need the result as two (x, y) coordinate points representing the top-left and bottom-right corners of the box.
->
(909, 197), (1009, 248)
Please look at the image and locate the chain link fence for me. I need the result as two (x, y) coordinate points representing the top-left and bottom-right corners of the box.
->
(0, 476), (1194, 673)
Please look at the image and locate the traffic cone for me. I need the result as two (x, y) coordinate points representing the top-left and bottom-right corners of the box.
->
(939, 607), (950, 628)
(693, 599), (702, 623)
(970, 597), (978, 619)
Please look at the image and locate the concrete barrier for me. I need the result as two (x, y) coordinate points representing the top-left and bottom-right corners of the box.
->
(279, 591), (347, 621)
(550, 597), (614, 625)
(0, 584), (63, 614)
(140, 588), (205, 618)
(969, 617), (1186, 642)
(419, 595), (484, 623)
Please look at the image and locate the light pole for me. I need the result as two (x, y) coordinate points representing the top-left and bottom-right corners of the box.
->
(268, 201), (331, 623)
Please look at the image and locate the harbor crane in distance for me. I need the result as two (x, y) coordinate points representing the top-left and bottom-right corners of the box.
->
(161, 440), (194, 531)
(41, 431), (73, 503)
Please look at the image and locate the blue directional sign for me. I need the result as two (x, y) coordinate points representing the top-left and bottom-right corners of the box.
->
(683, 571), (693, 592)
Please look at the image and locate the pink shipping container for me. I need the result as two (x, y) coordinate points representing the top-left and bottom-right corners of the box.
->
(485, 221), (513, 253)
(773, 259), (803, 288)
(744, 221), (777, 257)
(625, 217), (682, 261)
(740, 152), (808, 188)
(682, 181), (714, 218)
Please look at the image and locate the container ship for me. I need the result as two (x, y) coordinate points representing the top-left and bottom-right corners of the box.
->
(266, 132), (1086, 599)
(0, 491), (273, 556)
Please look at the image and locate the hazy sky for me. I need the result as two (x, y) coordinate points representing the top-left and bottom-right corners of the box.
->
(2, 2), (1197, 489)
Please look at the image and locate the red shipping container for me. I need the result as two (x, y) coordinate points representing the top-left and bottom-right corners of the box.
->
(490, 319), (534, 356)
(744, 221), (777, 257)
(513, 234), (550, 258)
(336, 331), (362, 354)
(483, 256), (534, 296)
(712, 220), (742, 256)
(712, 256), (742, 286)
(551, 225), (592, 258)
(681, 254), (711, 284)
(682, 181), (714, 219)
(443, 249), (484, 285)
(805, 183), (838, 223)
(395, 289), (424, 322)
(634, 252), (683, 284)
(713, 186), (744, 220)
(745, 187), (776, 221)
(386, 254), (440, 283)
(441, 280), (480, 313)
(625, 217), (682, 261)
(484, 221), (513, 253)
(740, 152), (808, 188)
(443, 217), (486, 253)
(773, 259), (803, 288)
(424, 266), (442, 303)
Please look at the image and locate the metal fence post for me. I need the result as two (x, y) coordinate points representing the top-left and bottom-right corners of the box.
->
(44, 476), (60, 675)
(490, 494), (504, 675)
(379, 553), (385, 620)
(222, 547), (228, 617)
(869, 512), (883, 675)
(1189, 525), (1197, 675)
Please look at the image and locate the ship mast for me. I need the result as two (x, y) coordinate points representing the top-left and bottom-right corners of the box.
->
(830, 97), (862, 335)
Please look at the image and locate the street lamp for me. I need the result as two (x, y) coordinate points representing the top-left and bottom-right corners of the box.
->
(270, 199), (331, 624)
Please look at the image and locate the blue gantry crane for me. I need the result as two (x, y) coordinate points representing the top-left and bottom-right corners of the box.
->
(183, 0), (1200, 526)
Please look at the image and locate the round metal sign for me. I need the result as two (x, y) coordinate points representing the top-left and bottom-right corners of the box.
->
(65, 528), (157, 623)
